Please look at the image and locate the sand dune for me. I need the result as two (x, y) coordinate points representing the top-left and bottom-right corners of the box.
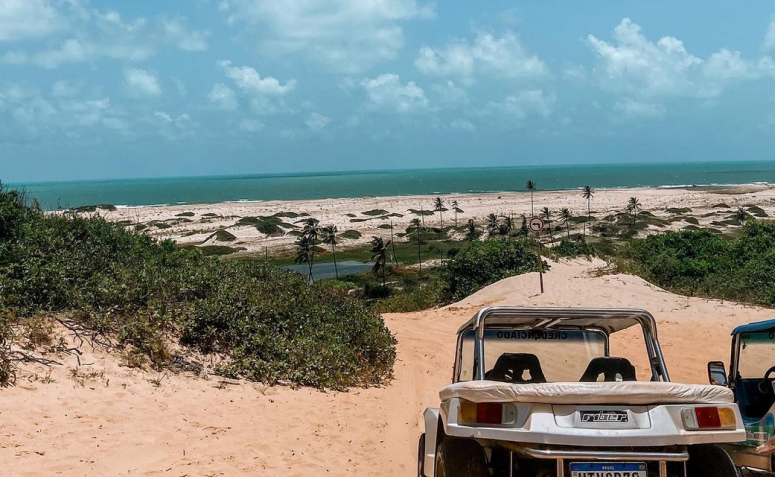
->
(2, 259), (773, 476)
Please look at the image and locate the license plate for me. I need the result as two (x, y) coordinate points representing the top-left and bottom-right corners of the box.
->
(570, 462), (647, 477)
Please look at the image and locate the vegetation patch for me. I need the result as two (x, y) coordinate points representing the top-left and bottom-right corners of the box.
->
(666, 207), (692, 214)
(0, 184), (396, 389)
(214, 230), (236, 242)
(408, 209), (435, 216)
(340, 230), (362, 240)
(441, 239), (541, 301)
(362, 209), (389, 216)
(175, 212), (195, 217)
(746, 206), (769, 218)
(684, 217), (700, 225)
(237, 216), (296, 236)
(274, 211), (309, 219)
(712, 203), (730, 209)
(73, 204), (117, 212)
(551, 239), (596, 258)
(619, 220), (775, 307)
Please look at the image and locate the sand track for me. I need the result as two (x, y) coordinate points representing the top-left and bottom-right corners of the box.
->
(2, 259), (773, 476)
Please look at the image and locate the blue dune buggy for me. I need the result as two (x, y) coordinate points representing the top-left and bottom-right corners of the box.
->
(709, 319), (775, 475)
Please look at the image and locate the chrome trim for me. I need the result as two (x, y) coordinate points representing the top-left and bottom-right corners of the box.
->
(522, 447), (689, 462)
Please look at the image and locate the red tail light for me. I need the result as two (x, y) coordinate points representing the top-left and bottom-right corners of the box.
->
(476, 403), (503, 424)
(695, 407), (722, 428)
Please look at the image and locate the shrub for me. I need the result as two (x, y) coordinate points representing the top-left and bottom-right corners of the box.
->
(0, 184), (396, 389)
(552, 239), (596, 258)
(620, 220), (775, 306)
(442, 240), (541, 301)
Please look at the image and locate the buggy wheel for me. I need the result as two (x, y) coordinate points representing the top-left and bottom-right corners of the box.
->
(435, 438), (487, 477)
(687, 444), (740, 477)
(418, 433), (426, 477)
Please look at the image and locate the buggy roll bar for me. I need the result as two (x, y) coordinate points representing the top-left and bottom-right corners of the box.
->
(454, 307), (670, 383)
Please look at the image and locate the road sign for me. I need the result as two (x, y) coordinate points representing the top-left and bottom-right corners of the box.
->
(528, 217), (544, 232)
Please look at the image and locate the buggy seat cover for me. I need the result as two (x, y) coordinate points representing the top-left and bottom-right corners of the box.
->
(440, 380), (734, 405)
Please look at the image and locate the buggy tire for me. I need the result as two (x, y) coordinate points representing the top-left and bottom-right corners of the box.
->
(687, 444), (740, 477)
(418, 433), (426, 477)
(434, 438), (487, 477)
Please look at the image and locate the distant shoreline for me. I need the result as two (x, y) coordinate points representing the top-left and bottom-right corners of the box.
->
(12, 160), (775, 211)
(92, 184), (775, 257)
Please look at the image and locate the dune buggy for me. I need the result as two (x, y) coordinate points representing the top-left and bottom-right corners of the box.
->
(708, 318), (775, 474)
(419, 307), (746, 477)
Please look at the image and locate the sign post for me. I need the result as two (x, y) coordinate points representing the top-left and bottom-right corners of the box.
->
(528, 217), (545, 294)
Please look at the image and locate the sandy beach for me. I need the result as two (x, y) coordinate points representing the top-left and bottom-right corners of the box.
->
(97, 185), (775, 255)
(2, 258), (772, 476)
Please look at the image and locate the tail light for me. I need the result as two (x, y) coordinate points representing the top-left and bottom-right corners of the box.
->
(458, 401), (516, 426)
(682, 406), (737, 430)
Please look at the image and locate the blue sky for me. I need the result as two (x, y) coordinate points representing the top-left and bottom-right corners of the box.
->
(3, 0), (775, 182)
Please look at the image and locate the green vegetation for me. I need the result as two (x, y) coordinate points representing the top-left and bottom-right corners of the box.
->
(362, 209), (389, 216)
(214, 230), (236, 242)
(442, 239), (541, 301)
(551, 239), (596, 258)
(176, 212), (195, 217)
(620, 220), (775, 306)
(340, 229), (362, 240)
(73, 204), (117, 212)
(0, 185), (395, 389)
(237, 216), (297, 236)
(273, 211), (309, 219)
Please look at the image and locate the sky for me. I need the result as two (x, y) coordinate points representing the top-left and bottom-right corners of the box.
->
(3, 0), (775, 182)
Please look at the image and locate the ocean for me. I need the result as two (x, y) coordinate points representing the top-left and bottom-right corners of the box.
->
(8, 160), (775, 211)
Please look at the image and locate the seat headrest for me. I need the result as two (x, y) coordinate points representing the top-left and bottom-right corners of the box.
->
(580, 357), (636, 382)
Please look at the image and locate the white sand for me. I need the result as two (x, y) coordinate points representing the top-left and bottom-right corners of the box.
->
(2, 258), (773, 476)
(99, 185), (775, 254)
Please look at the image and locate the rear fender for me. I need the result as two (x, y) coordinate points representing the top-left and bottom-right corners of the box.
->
(422, 408), (441, 477)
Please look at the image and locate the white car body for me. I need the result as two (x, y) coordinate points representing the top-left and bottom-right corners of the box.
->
(418, 307), (748, 477)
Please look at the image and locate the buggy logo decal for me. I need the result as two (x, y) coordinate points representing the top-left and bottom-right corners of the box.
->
(580, 410), (629, 423)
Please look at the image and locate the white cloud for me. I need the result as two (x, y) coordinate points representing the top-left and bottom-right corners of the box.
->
(450, 119), (475, 131)
(207, 83), (239, 111)
(563, 65), (586, 81)
(51, 80), (80, 98)
(124, 69), (162, 97)
(430, 81), (469, 109)
(305, 112), (332, 131)
(0, 0), (64, 42)
(415, 31), (547, 83)
(361, 73), (428, 113)
(219, 0), (433, 73)
(239, 118), (264, 132)
(162, 18), (208, 52)
(217, 60), (296, 95)
(3, 4), (208, 68)
(613, 98), (665, 119)
(152, 110), (198, 141)
(587, 18), (775, 100)
(0, 83), (130, 138)
(483, 90), (555, 120)
(764, 14), (775, 51)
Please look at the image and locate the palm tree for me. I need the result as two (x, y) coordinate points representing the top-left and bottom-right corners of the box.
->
(736, 207), (750, 224)
(465, 218), (478, 241)
(486, 213), (500, 238)
(526, 180), (537, 216)
(502, 214), (514, 239)
(581, 185), (594, 237)
(389, 219), (398, 265)
(542, 207), (553, 243)
(627, 197), (642, 226)
(370, 237), (392, 286)
(519, 214), (528, 237)
(452, 200), (459, 227)
(321, 225), (339, 279)
(433, 197), (445, 227)
(302, 218), (320, 272)
(294, 235), (314, 283)
(410, 218), (422, 276)
(561, 208), (572, 238)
